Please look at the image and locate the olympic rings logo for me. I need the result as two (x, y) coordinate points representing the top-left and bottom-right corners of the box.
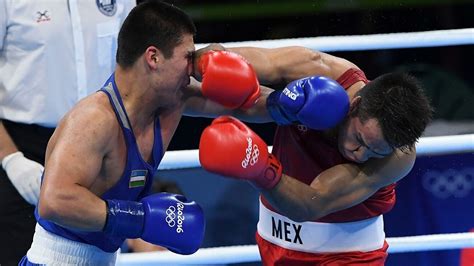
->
(164, 203), (185, 233)
(242, 137), (260, 168)
(165, 206), (176, 227)
(422, 168), (474, 199)
(250, 145), (260, 165)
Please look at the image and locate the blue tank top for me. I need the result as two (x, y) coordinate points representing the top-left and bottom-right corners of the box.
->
(36, 74), (164, 252)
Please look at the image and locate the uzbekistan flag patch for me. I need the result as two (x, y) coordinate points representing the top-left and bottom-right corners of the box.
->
(129, 170), (147, 188)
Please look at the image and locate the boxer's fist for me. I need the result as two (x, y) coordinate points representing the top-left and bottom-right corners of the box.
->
(267, 76), (349, 130)
(198, 51), (260, 109)
(104, 193), (205, 255)
(140, 193), (205, 255)
(199, 116), (282, 189)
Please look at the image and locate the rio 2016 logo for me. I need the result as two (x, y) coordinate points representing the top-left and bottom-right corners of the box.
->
(165, 203), (185, 233)
(242, 137), (260, 168)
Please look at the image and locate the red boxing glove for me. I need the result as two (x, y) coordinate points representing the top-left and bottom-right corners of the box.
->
(198, 51), (260, 109)
(199, 116), (282, 190)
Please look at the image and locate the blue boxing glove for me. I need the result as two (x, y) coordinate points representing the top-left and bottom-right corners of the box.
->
(103, 193), (205, 255)
(140, 193), (205, 254)
(267, 76), (349, 130)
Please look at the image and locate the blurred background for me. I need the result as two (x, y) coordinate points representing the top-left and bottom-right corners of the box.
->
(148, 1), (473, 265)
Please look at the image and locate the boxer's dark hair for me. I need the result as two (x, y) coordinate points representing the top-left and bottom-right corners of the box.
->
(353, 72), (433, 151)
(116, 1), (196, 67)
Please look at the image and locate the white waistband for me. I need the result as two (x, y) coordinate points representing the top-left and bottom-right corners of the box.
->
(257, 199), (385, 253)
(26, 224), (117, 265)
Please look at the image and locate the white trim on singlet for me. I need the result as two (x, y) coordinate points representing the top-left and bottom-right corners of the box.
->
(257, 199), (385, 253)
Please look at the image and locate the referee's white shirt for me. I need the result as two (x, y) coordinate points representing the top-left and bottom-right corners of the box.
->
(0, 0), (135, 127)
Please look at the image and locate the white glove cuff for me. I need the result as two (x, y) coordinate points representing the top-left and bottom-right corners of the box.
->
(2, 151), (24, 170)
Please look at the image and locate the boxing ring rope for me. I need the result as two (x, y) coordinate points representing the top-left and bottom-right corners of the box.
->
(195, 28), (474, 52)
(119, 29), (473, 264)
(157, 134), (474, 170)
(117, 232), (474, 265)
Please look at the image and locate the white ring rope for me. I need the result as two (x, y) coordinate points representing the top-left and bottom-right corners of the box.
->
(196, 28), (474, 52)
(158, 134), (474, 170)
(117, 232), (474, 265)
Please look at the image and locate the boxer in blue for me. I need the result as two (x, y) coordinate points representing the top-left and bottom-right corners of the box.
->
(18, 2), (204, 264)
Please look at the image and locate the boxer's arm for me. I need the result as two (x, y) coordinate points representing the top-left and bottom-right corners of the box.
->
(183, 79), (273, 123)
(38, 98), (114, 231)
(226, 46), (358, 84)
(184, 45), (356, 123)
(261, 149), (416, 222)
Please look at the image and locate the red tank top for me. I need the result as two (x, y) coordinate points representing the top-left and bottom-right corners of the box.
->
(265, 68), (396, 223)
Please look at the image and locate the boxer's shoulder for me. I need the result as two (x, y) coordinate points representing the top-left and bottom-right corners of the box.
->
(66, 93), (119, 130)
(52, 97), (120, 159)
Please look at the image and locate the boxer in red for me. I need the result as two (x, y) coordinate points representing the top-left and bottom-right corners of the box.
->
(197, 45), (433, 265)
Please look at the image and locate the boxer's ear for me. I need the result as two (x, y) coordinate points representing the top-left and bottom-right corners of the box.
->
(348, 96), (361, 115)
(145, 46), (161, 70)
